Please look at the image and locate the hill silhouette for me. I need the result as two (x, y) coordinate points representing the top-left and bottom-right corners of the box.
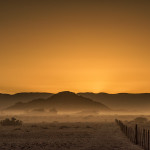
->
(6, 91), (110, 112)
(78, 92), (150, 111)
(2, 91), (150, 112)
(0, 92), (53, 109)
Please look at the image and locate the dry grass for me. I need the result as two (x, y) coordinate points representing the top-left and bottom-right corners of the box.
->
(0, 121), (143, 150)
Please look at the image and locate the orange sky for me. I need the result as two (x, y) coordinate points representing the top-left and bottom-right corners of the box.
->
(0, 0), (150, 94)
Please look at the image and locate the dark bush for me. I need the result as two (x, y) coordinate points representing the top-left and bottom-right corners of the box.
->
(0, 117), (23, 126)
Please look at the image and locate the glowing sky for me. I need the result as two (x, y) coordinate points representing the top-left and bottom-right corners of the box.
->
(0, 0), (150, 94)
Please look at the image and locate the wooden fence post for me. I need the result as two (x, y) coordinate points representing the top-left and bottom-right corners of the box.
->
(115, 119), (150, 150)
(143, 129), (145, 149)
(135, 124), (138, 145)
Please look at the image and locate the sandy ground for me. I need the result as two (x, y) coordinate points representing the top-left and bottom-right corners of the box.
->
(0, 122), (143, 150)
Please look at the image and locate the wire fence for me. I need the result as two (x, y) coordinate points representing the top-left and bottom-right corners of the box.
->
(115, 119), (150, 150)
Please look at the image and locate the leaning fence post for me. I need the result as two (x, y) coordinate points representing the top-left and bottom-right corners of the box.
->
(135, 124), (138, 145)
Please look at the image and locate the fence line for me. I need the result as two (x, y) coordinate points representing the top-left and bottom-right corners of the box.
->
(115, 119), (150, 150)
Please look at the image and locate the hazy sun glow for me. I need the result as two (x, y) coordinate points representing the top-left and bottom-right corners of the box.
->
(0, 0), (150, 94)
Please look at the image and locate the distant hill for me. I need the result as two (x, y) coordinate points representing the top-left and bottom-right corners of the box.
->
(0, 92), (53, 109)
(6, 91), (110, 112)
(78, 92), (150, 111)
(2, 91), (150, 112)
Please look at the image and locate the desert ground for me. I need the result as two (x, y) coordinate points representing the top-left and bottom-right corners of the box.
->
(0, 115), (144, 150)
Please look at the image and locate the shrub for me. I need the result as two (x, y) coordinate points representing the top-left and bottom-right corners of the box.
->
(0, 117), (23, 126)
(134, 117), (148, 123)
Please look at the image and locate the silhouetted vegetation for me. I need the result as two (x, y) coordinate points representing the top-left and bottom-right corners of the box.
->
(0, 117), (23, 126)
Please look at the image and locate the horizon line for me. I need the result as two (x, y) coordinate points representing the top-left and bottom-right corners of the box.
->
(1, 91), (150, 95)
